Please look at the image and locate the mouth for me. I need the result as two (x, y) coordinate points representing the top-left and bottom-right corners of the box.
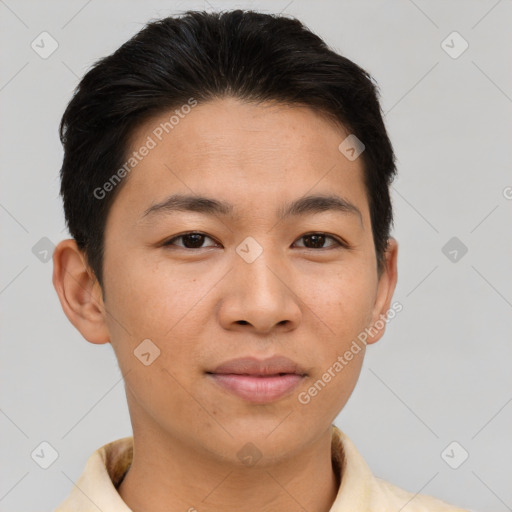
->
(206, 356), (307, 404)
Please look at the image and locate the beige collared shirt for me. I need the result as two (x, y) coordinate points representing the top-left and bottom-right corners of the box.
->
(53, 426), (469, 511)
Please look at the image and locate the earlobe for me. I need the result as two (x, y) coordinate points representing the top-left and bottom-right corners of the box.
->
(365, 237), (399, 345)
(52, 239), (110, 345)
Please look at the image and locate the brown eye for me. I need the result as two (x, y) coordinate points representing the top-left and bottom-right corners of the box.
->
(294, 233), (343, 249)
(163, 232), (218, 249)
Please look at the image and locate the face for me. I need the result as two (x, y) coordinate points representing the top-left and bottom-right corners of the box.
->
(91, 97), (396, 463)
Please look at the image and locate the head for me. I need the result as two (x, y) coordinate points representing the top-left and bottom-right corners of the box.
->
(53, 10), (398, 465)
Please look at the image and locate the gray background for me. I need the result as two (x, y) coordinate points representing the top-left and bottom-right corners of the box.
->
(1, 1), (511, 511)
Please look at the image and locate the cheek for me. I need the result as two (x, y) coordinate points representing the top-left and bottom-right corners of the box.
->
(103, 256), (216, 380)
(292, 263), (376, 409)
(103, 263), (204, 411)
(296, 263), (377, 343)
(105, 256), (200, 336)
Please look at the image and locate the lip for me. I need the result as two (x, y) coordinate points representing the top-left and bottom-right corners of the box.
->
(207, 356), (307, 404)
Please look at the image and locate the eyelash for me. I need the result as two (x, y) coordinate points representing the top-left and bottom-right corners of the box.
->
(161, 231), (349, 251)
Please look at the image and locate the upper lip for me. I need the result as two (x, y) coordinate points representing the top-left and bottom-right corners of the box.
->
(208, 356), (307, 376)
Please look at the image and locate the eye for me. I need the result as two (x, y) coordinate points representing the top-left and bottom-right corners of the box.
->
(162, 232), (219, 249)
(293, 232), (346, 250)
(161, 231), (347, 251)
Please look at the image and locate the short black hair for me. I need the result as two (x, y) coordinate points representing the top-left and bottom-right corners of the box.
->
(59, 9), (397, 288)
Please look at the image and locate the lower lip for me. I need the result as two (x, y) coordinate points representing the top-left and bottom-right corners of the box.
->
(208, 373), (304, 403)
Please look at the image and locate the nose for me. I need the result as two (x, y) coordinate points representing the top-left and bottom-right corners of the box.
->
(217, 249), (302, 335)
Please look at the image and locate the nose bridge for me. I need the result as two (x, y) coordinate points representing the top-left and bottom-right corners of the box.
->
(219, 239), (301, 332)
(236, 241), (288, 302)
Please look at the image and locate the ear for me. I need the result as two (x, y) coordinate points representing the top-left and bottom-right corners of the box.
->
(365, 237), (399, 345)
(52, 239), (110, 345)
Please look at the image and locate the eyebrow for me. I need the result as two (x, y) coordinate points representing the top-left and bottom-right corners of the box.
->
(141, 193), (363, 224)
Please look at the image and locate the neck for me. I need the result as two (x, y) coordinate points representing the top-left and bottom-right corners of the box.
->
(118, 423), (340, 512)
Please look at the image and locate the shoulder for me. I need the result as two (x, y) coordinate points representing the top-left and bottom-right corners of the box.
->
(371, 476), (470, 511)
(330, 426), (470, 512)
(53, 437), (134, 512)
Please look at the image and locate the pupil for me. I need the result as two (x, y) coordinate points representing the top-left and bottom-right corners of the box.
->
(306, 234), (325, 248)
(184, 233), (204, 248)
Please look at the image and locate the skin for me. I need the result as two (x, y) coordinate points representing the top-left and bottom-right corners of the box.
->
(53, 97), (398, 512)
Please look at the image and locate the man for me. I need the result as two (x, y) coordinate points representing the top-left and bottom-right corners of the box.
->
(52, 9), (469, 511)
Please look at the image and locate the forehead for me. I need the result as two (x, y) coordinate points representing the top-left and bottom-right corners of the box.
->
(112, 97), (368, 222)
(134, 98), (346, 157)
